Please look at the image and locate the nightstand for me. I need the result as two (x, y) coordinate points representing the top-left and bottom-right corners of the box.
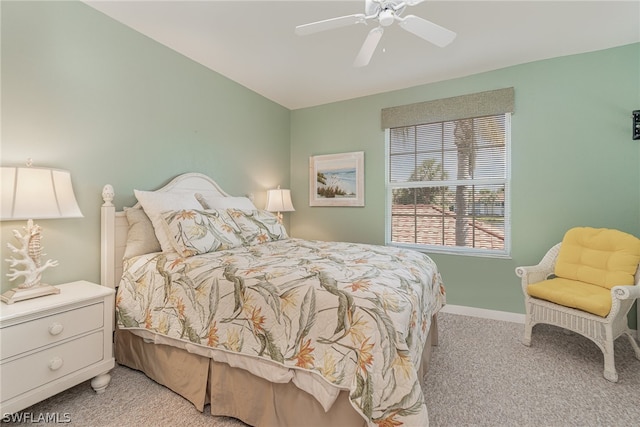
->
(0, 281), (115, 415)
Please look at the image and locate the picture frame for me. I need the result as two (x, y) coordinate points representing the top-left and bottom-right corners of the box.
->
(309, 151), (364, 207)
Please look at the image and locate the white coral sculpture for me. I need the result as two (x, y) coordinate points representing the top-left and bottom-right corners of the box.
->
(5, 219), (59, 288)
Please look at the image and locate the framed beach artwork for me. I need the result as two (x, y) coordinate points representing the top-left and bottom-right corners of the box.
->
(309, 151), (364, 207)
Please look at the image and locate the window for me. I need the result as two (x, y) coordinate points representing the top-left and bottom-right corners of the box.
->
(382, 88), (513, 257)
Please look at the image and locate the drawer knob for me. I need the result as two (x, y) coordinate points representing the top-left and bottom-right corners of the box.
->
(48, 322), (64, 336)
(48, 357), (64, 371)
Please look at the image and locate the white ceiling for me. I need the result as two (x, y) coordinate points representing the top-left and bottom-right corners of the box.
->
(84, 1), (640, 110)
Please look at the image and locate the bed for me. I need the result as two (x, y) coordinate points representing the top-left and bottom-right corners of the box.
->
(100, 172), (445, 427)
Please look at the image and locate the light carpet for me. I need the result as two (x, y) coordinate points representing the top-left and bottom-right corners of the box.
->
(3, 312), (639, 426)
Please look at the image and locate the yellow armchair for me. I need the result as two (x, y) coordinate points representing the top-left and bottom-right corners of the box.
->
(516, 227), (640, 382)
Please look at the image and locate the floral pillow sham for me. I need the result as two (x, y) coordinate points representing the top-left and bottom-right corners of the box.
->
(161, 208), (288, 257)
(161, 209), (244, 257)
(227, 209), (289, 245)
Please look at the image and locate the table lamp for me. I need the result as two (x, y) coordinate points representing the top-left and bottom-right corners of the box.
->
(265, 186), (295, 223)
(1, 161), (83, 304)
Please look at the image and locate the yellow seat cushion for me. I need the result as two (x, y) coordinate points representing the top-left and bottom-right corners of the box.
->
(554, 227), (640, 290)
(527, 277), (612, 317)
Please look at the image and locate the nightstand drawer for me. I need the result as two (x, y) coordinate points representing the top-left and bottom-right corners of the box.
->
(0, 303), (104, 360)
(0, 330), (104, 402)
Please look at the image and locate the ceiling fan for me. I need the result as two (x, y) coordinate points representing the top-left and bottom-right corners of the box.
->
(295, 0), (456, 67)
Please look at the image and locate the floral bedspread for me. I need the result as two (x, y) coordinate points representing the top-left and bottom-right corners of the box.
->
(116, 238), (445, 426)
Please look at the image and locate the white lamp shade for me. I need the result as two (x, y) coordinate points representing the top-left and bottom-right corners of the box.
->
(1, 166), (83, 220)
(265, 188), (295, 213)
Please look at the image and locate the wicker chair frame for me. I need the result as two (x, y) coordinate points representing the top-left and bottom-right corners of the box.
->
(516, 243), (640, 382)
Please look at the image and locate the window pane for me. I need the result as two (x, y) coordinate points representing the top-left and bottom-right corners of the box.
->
(389, 127), (415, 154)
(442, 150), (457, 183)
(414, 153), (446, 182)
(475, 115), (506, 148)
(416, 215), (443, 245)
(416, 123), (443, 152)
(389, 153), (415, 183)
(391, 188), (416, 244)
(473, 145), (506, 179)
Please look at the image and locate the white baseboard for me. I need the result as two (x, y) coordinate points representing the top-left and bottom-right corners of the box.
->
(440, 305), (639, 338)
(440, 304), (525, 324)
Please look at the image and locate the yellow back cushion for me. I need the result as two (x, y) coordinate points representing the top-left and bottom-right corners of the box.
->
(554, 227), (640, 289)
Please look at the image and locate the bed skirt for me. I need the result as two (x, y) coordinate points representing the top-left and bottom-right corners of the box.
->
(114, 314), (438, 427)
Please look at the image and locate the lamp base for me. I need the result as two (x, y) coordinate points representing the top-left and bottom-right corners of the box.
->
(1, 284), (60, 305)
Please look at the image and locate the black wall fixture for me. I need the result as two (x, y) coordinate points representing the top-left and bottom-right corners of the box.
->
(634, 110), (640, 140)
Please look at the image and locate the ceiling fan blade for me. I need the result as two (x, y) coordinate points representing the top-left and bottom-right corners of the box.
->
(353, 27), (384, 68)
(405, 0), (426, 5)
(398, 15), (456, 47)
(295, 14), (366, 36)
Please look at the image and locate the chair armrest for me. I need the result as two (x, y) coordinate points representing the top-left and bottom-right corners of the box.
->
(608, 284), (640, 320)
(515, 264), (551, 284)
(611, 285), (640, 301)
(515, 242), (562, 287)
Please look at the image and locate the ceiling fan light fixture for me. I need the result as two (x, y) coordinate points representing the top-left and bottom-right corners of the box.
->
(379, 9), (395, 27)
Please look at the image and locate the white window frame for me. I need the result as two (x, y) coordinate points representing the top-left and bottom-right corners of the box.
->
(384, 114), (512, 258)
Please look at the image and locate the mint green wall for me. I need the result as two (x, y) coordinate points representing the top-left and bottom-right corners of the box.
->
(2, 1), (638, 325)
(290, 43), (640, 324)
(1, 1), (290, 291)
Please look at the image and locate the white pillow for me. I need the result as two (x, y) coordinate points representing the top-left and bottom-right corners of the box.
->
(123, 207), (161, 259)
(134, 190), (202, 253)
(195, 191), (256, 211)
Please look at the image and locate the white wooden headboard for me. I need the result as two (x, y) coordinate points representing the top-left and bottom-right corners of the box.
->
(100, 173), (231, 289)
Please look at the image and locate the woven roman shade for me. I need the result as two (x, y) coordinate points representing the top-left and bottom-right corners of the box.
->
(381, 87), (515, 129)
